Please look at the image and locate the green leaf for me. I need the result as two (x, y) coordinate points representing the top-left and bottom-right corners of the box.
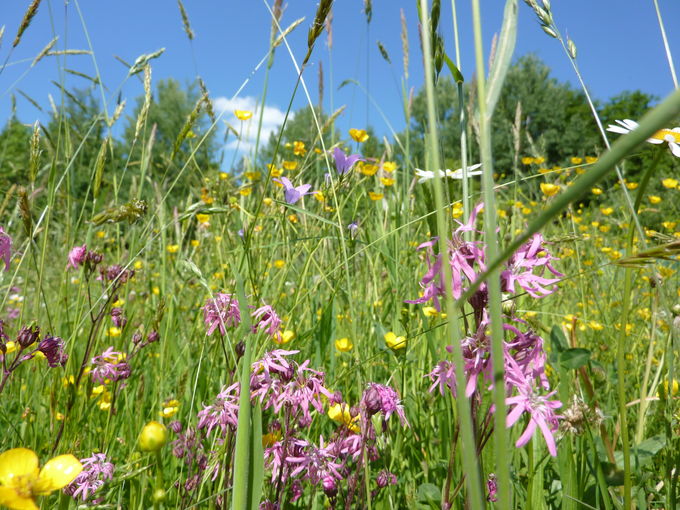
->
(443, 54), (464, 83)
(549, 325), (568, 354)
(247, 404), (264, 510)
(416, 483), (441, 504)
(485, 0), (518, 117)
(613, 435), (666, 472)
(560, 348), (591, 370)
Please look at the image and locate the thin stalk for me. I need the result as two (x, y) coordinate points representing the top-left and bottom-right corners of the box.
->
(470, 0), (510, 504)
(419, 0), (484, 507)
(652, 0), (679, 89)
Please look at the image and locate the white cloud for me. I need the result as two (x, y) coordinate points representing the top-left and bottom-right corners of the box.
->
(213, 95), (290, 153)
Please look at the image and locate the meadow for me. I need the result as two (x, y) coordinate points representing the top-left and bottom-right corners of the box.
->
(0, 0), (679, 509)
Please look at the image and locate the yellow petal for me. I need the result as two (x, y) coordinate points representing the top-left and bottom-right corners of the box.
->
(34, 455), (82, 494)
(0, 487), (38, 510)
(0, 448), (39, 486)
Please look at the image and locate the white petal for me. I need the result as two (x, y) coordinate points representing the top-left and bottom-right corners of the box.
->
(670, 142), (680, 158)
(607, 125), (630, 135)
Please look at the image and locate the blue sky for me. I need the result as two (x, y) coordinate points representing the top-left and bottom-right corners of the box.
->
(1, 0), (679, 165)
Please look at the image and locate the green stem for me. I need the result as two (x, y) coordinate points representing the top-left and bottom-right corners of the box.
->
(470, 0), (510, 503)
(419, 1), (484, 507)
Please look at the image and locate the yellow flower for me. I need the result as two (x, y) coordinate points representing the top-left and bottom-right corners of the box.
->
(191, 239), (200, 247)
(591, 187), (603, 195)
(314, 191), (325, 202)
(107, 327), (121, 337)
(521, 156), (534, 165)
(262, 429), (282, 448)
(358, 162), (378, 176)
(166, 244), (180, 254)
(335, 337), (353, 352)
(328, 403), (360, 433)
(570, 157), (583, 164)
(384, 331), (407, 351)
(662, 177), (678, 189)
(273, 330), (295, 345)
(648, 195), (662, 204)
(662, 221), (676, 230)
(234, 110), (253, 121)
(293, 141), (306, 156)
(382, 161), (397, 172)
(287, 214), (298, 224)
(368, 191), (384, 201)
(196, 214), (210, 224)
(534, 156), (546, 164)
(0, 448), (83, 510)
(160, 399), (180, 419)
(282, 160), (298, 171)
(152, 286), (160, 295)
(661, 379), (679, 397)
(219, 172), (228, 180)
(349, 128), (369, 143)
(451, 202), (464, 219)
(138, 421), (168, 452)
(245, 171), (261, 181)
(380, 177), (395, 186)
(4, 341), (17, 355)
(263, 197), (273, 206)
(624, 181), (638, 190)
(273, 259), (285, 269)
(239, 187), (252, 196)
(540, 183), (560, 197)
(600, 207), (614, 216)
(585, 156), (598, 164)
(422, 306), (439, 318)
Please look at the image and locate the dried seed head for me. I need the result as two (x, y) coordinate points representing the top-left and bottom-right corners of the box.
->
(567, 38), (577, 59)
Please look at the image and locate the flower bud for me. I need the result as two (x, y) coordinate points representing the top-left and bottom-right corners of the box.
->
(138, 421), (168, 452)
(16, 324), (40, 348)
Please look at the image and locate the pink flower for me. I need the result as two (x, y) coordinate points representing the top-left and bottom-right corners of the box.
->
(67, 244), (88, 270)
(505, 358), (562, 456)
(202, 293), (240, 336)
(501, 233), (562, 298)
(361, 383), (408, 426)
(90, 347), (131, 384)
(251, 303), (282, 336)
(64, 453), (114, 503)
(0, 226), (11, 272)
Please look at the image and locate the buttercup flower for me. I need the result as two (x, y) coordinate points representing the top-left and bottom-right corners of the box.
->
(0, 447), (83, 510)
(349, 128), (369, 143)
(234, 110), (253, 121)
(139, 421), (168, 452)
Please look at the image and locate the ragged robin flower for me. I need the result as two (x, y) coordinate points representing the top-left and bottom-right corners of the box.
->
(0, 447), (83, 510)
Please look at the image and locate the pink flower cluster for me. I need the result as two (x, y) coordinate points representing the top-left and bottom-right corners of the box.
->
(411, 203), (563, 456)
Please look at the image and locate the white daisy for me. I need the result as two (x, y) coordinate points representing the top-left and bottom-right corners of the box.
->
(414, 163), (483, 183)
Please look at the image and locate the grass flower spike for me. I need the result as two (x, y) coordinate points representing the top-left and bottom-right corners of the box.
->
(0, 448), (82, 510)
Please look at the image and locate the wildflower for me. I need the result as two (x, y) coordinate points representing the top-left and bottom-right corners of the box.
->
(293, 141), (306, 156)
(203, 293), (241, 336)
(361, 383), (408, 426)
(384, 331), (406, 351)
(252, 303), (282, 336)
(380, 177), (395, 186)
(0, 447), (82, 510)
(234, 109), (252, 121)
(570, 157), (583, 164)
(591, 187), (603, 195)
(37, 335), (68, 368)
(349, 128), (369, 143)
(505, 359), (562, 456)
(662, 178), (678, 189)
(67, 244), (87, 270)
(273, 330), (295, 345)
(382, 161), (397, 172)
(648, 195), (662, 204)
(486, 474), (498, 502)
(332, 147), (363, 175)
(273, 259), (285, 269)
(272, 177), (315, 205)
(607, 118), (680, 157)
(63, 453), (114, 504)
(328, 403), (359, 432)
(600, 207), (614, 216)
(0, 226), (10, 271)
(90, 347), (131, 384)
(347, 222), (360, 239)
(160, 399), (180, 418)
(139, 421), (168, 452)
(414, 164), (482, 183)
(17, 325), (40, 348)
(368, 191), (384, 201)
(540, 183), (560, 197)
(422, 306), (439, 317)
(198, 382), (240, 435)
(283, 160), (298, 171)
(334, 337), (353, 352)
(501, 233), (562, 298)
(521, 157), (534, 165)
(376, 470), (398, 489)
(357, 161), (379, 176)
